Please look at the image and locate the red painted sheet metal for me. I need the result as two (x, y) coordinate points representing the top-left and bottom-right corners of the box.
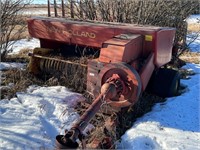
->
(139, 53), (155, 91)
(27, 16), (164, 48)
(27, 17), (176, 67)
(27, 18), (115, 48)
(154, 29), (176, 67)
(99, 34), (142, 63)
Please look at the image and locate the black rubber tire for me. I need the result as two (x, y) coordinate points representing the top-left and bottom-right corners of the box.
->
(146, 68), (180, 97)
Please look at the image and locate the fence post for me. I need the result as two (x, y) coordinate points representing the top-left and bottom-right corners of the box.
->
(61, 0), (65, 17)
(54, 0), (58, 17)
(47, 0), (51, 17)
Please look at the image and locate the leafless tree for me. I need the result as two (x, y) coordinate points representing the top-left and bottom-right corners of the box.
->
(0, 0), (30, 61)
(64, 0), (198, 53)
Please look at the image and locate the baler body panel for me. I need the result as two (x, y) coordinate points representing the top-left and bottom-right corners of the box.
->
(99, 34), (142, 63)
(27, 16), (175, 67)
(155, 29), (176, 67)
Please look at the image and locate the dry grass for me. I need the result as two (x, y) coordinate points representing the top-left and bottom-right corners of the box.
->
(0, 64), (87, 99)
(5, 48), (33, 63)
(2, 4), (63, 44)
(188, 23), (200, 32)
(8, 25), (29, 41)
(1, 22), (29, 44)
(1, 69), (44, 99)
(179, 51), (200, 64)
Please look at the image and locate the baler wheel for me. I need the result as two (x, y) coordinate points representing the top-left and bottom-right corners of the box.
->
(147, 68), (180, 97)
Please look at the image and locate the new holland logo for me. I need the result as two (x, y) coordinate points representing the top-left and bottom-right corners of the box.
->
(46, 26), (96, 39)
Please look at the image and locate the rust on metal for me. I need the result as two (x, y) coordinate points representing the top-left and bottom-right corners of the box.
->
(29, 53), (87, 68)
(56, 70), (138, 148)
(27, 16), (175, 67)
(26, 16), (177, 149)
(98, 63), (142, 108)
(99, 34), (142, 63)
(56, 81), (119, 149)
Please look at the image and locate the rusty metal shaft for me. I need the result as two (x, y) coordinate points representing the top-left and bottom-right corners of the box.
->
(68, 92), (105, 142)
(56, 80), (122, 149)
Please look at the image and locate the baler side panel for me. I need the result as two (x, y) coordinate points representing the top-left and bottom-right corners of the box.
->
(139, 53), (155, 91)
(27, 18), (115, 48)
(27, 17), (164, 52)
(154, 29), (176, 67)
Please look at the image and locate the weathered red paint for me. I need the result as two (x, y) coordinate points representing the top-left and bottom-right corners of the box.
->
(99, 34), (142, 63)
(27, 16), (177, 149)
(27, 16), (176, 105)
(139, 53), (155, 91)
(27, 16), (175, 67)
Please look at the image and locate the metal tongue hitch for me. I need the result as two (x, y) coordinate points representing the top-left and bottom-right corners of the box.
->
(56, 73), (130, 149)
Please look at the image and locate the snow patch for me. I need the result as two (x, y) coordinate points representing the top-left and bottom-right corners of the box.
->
(187, 33), (200, 52)
(0, 86), (84, 149)
(0, 62), (26, 71)
(7, 38), (40, 55)
(186, 14), (200, 24)
(118, 63), (200, 150)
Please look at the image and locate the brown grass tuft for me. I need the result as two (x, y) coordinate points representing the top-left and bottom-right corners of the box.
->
(188, 23), (200, 32)
(1, 69), (44, 99)
(179, 51), (200, 64)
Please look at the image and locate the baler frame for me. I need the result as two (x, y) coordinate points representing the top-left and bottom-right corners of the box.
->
(27, 16), (180, 149)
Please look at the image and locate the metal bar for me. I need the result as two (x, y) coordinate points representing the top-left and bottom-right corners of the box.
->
(69, 93), (105, 142)
(56, 81), (118, 148)
(54, 0), (58, 17)
(79, 0), (83, 18)
(29, 53), (87, 67)
(55, 91), (107, 149)
(66, 82), (116, 142)
(47, 0), (51, 17)
(70, 0), (74, 18)
(74, 93), (104, 131)
(61, 0), (65, 17)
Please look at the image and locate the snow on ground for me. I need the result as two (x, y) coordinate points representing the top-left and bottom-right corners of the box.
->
(0, 62), (26, 71)
(186, 14), (200, 24)
(187, 33), (200, 52)
(1, 63), (199, 149)
(186, 14), (200, 52)
(21, 9), (48, 15)
(118, 63), (200, 150)
(0, 86), (85, 149)
(7, 38), (40, 55)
